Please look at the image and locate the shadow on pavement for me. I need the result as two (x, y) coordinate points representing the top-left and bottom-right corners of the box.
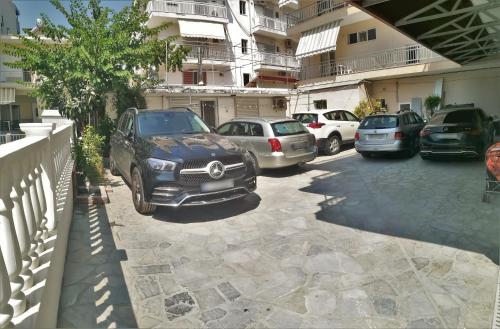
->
(303, 153), (500, 265)
(57, 204), (137, 328)
(152, 193), (261, 223)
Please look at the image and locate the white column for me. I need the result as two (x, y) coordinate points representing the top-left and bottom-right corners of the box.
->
(29, 154), (44, 266)
(0, 245), (13, 329)
(21, 156), (39, 271)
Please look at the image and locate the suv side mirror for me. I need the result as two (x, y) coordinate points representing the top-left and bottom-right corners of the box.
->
(127, 131), (135, 141)
(210, 126), (218, 134)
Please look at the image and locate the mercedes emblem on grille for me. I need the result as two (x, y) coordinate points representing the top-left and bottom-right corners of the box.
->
(208, 161), (225, 179)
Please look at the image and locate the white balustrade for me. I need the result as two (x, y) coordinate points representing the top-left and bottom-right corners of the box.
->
(0, 121), (74, 328)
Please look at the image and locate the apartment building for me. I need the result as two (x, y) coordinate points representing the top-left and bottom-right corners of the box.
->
(0, 0), (38, 131)
(286, 0), (500, 118)
(143, 0), (304, 127)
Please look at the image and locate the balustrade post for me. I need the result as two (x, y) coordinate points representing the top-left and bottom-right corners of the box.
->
(0, 245), (13, 329)
(21, 154), (40, 271)
(11, 165), (34, 292)
(0, 169), (26, 317)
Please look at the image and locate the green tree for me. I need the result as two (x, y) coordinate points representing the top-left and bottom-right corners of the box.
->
(424, 95), (441, 118)
(1, 0), (188, 130)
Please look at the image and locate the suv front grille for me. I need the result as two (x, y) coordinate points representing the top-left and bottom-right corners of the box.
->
(178, 155), (246, 186)
(182, 155), (242, 170)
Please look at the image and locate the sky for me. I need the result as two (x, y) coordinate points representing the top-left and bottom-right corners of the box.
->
(13, 0), (132, 30)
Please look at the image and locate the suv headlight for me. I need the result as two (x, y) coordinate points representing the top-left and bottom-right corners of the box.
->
(146, 158), (176, 171)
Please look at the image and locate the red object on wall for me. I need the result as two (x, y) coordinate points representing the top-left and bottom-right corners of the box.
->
(486, 142), (500, 181)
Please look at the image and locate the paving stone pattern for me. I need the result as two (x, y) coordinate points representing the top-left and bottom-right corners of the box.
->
(58, 149), (500, 328)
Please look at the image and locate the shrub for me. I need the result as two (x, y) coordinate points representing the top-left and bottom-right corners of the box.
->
(73, 125), (105, 184)
(424, 95), (441, 117)
(354, 99), (382, 119)
(96, 115), (116, 157)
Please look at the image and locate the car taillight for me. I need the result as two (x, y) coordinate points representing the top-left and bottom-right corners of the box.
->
(420, 129), (431, 137)
(394, 131), (405, 140)
(268, 138), (282, 152)
(355, 132), (360, 141)
(307, 122), (325, 129)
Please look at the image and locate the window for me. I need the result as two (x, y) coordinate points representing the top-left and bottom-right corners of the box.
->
(348, 33), (358, 45)
(314, 99), (327, 109)
(359, 116), (399, 129)
(217, 123), (232, 135)
(118, 113), (129, 133)
(124, 113), (134, 135)
(368, 28), (376, 41)
(292, 113), (318, 124)
(359, 31), (367, 42)
(243, 73), (250, 86)
(344, 111), (359, 122)
(239, 1), (246, 15)
(241, 39), (248, 54)
(324, 111), (345, 121)
(231, 122), (248, 136)
(412, 112), (424, 123)
(183, 71), (207, 85)
(399, 103), (411, 112)
(349, 29), (376, 45)
(249, 123), (264, 136)
(271, 121), (308, 136)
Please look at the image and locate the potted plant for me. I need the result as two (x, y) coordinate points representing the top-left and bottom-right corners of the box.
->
(424, 95), (441, 119)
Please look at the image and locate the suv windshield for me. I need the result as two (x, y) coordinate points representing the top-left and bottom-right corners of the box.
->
(137, 111), (210, 136)
(272, 121), (309, 136)
(359, 115), (399, 129)
(430, 109), (478, 125)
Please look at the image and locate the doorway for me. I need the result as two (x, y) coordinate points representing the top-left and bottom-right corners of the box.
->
(201, 101), (216, 127)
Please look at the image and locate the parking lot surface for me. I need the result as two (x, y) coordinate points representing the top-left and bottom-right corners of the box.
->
(58, 148), (499, 328)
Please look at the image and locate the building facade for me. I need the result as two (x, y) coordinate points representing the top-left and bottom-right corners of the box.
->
(0, 0), (39, 131)
(286, 0), (500, 119)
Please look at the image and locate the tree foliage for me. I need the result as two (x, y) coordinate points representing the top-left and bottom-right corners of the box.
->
(354, 99), (382, 119)
(1, 0), (188, 127)
(424, 95), (441, 117)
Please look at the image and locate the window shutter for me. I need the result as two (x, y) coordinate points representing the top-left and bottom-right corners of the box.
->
(202, 72), (207, 85)
(183, 71), (194, 84)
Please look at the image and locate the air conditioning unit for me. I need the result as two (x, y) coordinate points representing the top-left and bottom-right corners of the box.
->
(273, 97), (287, 111)
(285, 39), (293, 49)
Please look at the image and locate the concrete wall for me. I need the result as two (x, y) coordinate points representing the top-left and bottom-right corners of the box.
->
(258, 97), (286, 117)
(369, 68), (500, 117)
(218, 97), (236, 124)
(288, 84), (363, 114)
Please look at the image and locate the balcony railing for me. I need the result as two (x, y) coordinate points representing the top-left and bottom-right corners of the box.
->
(254, 16), (287, 33)
(0, 122), (74, 328)
(146, 0), (228, 19)
(184, 42), (235, 62)
(0, 70), (32, 83)
(300, 45), (443, 80)
(287, 0), (348, 27)
(254, 52), (301, 70)
(0, 132), (25, 145)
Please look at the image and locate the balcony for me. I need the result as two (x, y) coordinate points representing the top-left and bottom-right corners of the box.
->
(286, 0), (348, 29)
(252, 16), (287, 38)
(0, 69), (33, 84)
(278, 0), (298, 10)
(253, 52), (301, 72)
(183, 42), (234, 66)
(146, 0), (228, 24)
(299, 45), (443, 80)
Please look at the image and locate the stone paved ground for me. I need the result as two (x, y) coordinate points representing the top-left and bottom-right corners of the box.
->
(58, 148), (500, 328)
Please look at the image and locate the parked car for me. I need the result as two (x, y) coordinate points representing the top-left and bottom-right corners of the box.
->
(216, 117), (317, 174)
(355, 111), (425, 157)
(292, 109), (360, 155)
(109, 108), (257, 214)
(420, 106), (496, 159)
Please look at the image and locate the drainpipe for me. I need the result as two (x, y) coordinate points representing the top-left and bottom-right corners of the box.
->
(248, 0), (255, 75)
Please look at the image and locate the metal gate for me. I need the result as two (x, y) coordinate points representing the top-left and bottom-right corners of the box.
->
(235, 97), (259, 117)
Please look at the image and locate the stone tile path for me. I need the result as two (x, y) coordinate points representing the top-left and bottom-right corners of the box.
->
(58, 149), (499, 328)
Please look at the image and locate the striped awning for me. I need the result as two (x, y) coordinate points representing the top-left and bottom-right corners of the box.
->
(178, 20), (226, 40)
(295, 20), (342, 59)
(0, 88), (15, 105)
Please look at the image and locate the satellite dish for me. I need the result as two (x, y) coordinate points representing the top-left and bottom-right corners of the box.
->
(36, 18), (44, 28)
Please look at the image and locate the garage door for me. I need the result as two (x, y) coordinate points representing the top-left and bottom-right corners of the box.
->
(235, 97), (259, 117)
(170, 97), (201, 116)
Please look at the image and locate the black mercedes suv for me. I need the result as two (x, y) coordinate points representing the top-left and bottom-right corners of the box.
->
(109, 108), (257, 214)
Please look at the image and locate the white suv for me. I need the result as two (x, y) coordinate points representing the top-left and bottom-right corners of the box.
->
(292, 109), (360, 155)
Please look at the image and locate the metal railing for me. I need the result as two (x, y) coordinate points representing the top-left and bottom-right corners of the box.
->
(0, 132), (25, 145)
(146, 0), (228, 19)
(287, 0), (348, 27)
(184, 42), (235, 62)
(300, 45), (443, 80)
(254, 52), (301, 70)
(254, 15), (287, 33)
(0, 70), (32, 83)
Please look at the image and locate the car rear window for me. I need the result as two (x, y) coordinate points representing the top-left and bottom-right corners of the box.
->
(292, 113), (318, 124)
(359, 116), (399, 129)
(271, 121), (308, 136)
(430, 110), (478, 125)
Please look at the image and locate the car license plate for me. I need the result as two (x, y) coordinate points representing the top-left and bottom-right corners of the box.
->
(201, 179), (234, 192)
(292, 142), (307, 150)
(367, 134), (386, 140)
(435, 133), (460, 139)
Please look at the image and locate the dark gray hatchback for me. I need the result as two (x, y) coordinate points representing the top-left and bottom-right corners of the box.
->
(109, 108), (257, 214)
